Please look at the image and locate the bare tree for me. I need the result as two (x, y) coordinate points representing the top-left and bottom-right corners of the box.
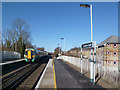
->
(2, 29), (12, 51)
(12, 18), (32, 57)
(8, 29), (16, 51)
(2, 18), (32, 57)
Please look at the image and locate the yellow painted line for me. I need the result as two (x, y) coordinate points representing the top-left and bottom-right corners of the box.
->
(53, 59), (57, 89)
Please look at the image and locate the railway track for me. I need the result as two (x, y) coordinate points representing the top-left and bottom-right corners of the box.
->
(2, 56), (50, 90)
(16, 63), (46, 90)
(2, 60), (27, 75)
(2, 63), (38, 89)
(1, 64), (31, 83)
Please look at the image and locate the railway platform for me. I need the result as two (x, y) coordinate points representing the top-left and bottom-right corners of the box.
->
(36, 59), (105, 89)
(35, 58), (54, 88)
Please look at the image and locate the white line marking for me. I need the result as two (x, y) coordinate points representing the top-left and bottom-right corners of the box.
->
(0, 59), (25, 65)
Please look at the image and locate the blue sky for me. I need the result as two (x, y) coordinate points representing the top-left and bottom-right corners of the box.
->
(2, 2), (118, 52)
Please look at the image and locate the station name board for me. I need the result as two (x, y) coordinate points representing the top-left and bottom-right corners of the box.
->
(82, 42), (92, 48)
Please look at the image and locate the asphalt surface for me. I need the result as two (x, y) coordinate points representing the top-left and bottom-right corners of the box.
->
(54, 59), (106, 89)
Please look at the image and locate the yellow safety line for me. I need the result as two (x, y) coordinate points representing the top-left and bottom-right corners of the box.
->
(53, 59), (57, 90)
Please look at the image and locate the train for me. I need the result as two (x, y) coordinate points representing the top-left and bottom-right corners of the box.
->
(24, 48), (36, 62)
(24, 48), (48, 62)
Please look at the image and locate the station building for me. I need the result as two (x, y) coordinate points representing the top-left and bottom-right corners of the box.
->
(67, 35), (120, 67)
(68, 47), (81, 57)
(96, 35), (120, 67)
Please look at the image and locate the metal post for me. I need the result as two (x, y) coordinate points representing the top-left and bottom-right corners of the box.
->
(61, 47), (62, 56)
(90, 5), (93, 42)
(81, 46), (83, 75)
(61, 38), (65, 61)
(93, 41), (96, 85)
(90, 4), (93, 83)
(64, 38), (65, 61)
(59, 44), (60, 57)
(58, 44), (60, 57)
(90, 46), (93, 82)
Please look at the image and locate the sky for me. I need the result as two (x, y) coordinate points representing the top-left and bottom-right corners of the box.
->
(2, 2), (118, 52)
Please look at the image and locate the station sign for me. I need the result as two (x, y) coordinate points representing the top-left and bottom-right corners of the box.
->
(82, 42), (92, 48)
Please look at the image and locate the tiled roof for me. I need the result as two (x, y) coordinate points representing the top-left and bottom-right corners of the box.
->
(69, 47), (81, 51)
(98, 35), (120, 46)
(68, 47), (91, 52)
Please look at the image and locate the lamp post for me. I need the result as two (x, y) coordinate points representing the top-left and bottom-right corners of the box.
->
(80, 4), (93, 42)
(80, 4), (94, 84)
(61, 38), (65, 61)
(58, 44), (60, 57)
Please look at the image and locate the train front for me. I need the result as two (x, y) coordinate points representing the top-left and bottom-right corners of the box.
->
(24, 48), (36, 62)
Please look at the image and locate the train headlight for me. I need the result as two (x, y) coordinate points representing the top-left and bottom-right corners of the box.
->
(32, 55), (35, 58)
(25, 55), (27, 58)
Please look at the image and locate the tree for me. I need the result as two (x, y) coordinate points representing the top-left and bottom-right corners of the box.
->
(2, 29), (13, 51)
(2, 18), (32, 58)
(12, 18), (32, 57)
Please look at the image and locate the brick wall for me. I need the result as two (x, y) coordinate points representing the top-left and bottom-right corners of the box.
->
(96, 43), (120, 67)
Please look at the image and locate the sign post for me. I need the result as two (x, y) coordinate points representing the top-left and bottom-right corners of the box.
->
(90, 45), (93, 83)
(81, 42), (93, 78)
(93, 41), (96, 85)
(81, 47), (82, 75)
(81, 41), (96, 85)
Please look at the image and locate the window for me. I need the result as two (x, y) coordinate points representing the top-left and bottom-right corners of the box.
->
(108, 44), (110, 46)
(114, 52), (117, 55)
(107, 51), (110, 54)
(114, 61), (116, 64)
(32, 51), (35, 55)
(114, 44), (117, 47)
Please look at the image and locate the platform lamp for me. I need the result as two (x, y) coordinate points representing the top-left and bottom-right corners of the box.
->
(80, 4), (94, 84)
(58, 44), (60, 57)
(61, 38), (65, 61)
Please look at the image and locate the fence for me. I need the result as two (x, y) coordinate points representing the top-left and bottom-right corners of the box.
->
(59, 55), (118, 86)
(0, 51), (21, 62)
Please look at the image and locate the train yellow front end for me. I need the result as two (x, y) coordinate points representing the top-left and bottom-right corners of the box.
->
(24, 48), (36, 62)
